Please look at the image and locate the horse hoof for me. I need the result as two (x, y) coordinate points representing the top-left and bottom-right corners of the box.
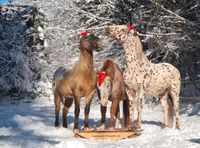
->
(99, 124), (105, 129)
(62, 124), (68, 128)
(73, 128), (80, 133)
(84, 127), (90, 131)
(97, 127), (104, 131)
(136, 126), (141, 130)
(55, 122), (59, 127)
(108, 127), (114, 131)
(176, 125), (180, 130)
(127, 126), (134, 130)
(161, 124), (169, 129)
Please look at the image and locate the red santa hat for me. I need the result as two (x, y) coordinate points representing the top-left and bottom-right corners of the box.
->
(97, 72), (108, 88)
(127, 25), (139, 35)
(80, 31), (89, 37)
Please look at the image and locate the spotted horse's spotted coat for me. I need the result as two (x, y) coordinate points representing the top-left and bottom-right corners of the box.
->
(105, 25), (181, 130)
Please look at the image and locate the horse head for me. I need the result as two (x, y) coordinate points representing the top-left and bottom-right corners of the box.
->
(98, 75), (111, 107)
(79, 32), (102, 53)
(99, 59), (115, 79)
(104, 25), (138, 43)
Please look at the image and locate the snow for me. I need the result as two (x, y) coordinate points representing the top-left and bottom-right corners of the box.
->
(0, 5), (45, 96)
(0, 90), (200, 148)
(0, 1), (199, 147)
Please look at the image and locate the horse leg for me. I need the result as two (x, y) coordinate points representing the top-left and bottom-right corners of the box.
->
(62, 98), (73, 128)
(169, 88), (180, 129)
(97, 87), (106, 128)
(160, 93), (169, 128)
(84, 90), (95, 129)
(74, 96), (81, 130)
(136, 86), (144, 129)
(115, 103), (120, 128)
(122, 103), (125, 128)
(109, 100), (118, 129)
(54, 91), (61, 127)
(122, 99), (130, 128)
(126, 88), (136, 129)
(100, 105), (107, 129)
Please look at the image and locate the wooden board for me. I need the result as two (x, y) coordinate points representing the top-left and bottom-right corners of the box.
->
(74, 128), (142, 141)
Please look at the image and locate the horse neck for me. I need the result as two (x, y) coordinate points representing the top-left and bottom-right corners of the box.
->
(112, 64), (120, 78)
(123, 36), (150, 69)
(78, 48), (94, 70)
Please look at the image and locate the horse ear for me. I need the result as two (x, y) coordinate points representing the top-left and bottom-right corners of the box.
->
(126, 29), (131, 35)
(133, 30), (138, 36)
(126, 24), (138, 36)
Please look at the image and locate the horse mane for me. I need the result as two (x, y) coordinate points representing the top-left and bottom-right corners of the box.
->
(100, 59), (115, 80)
(134, 35), (149, 62)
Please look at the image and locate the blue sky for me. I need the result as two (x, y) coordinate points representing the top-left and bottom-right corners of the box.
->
(0, 0), (8, 4)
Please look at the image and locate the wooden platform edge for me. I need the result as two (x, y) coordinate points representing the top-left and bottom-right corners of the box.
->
(74, 128), (142, 141)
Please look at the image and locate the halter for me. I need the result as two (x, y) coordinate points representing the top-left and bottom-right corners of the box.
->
(127, 25), (139, 35)
(97, 72), (108, 88)
(80, 31), (89, 37)
(127, 25), (136, 31)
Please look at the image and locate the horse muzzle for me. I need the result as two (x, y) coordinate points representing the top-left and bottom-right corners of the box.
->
(100, 100), (108, 107)
(104, 27), (111, 36)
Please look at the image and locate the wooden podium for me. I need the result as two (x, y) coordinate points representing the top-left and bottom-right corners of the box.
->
(74, 128), (141, 141)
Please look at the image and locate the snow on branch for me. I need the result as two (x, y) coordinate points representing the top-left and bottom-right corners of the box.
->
(0, 4), (45, 97)
(149, 0), (195, 26)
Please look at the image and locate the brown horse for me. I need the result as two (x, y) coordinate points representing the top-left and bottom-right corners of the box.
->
(52, 32), (102, 130)
(97, 59), (129, 129)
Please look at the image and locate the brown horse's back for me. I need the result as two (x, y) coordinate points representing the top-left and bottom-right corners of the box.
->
(111, 67), (126, 101)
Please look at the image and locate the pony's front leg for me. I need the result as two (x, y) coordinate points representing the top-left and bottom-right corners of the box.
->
(109, 100), (118, 129)
(136, 86), (144, 129)
(84, 90), (95, 130)
(74, 96), (81, 130)
(100, 105), (107, 129)
(62, 97), (73, 128)
(126, 88), (136, 129)
(115, 103), (120, 128)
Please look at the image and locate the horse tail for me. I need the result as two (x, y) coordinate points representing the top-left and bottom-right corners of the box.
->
(52, 66), (66, 93)
(123, 98), (130, 128)
(167, 94), (174, 127)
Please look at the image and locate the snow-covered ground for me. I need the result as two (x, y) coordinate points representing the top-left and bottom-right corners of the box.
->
(0, 93), (200, 148)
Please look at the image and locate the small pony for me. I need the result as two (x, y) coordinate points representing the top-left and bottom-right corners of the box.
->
(52, 32), (102, 130)
(97, 59), (129, 129)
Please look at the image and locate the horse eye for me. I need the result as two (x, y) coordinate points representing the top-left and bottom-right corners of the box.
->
(122, 29), (126, 32)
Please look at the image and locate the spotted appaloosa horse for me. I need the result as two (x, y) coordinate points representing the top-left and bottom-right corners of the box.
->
(105, 25), (181, 129)
(52, 32), (102, 130)
(97, 59), (129, 129)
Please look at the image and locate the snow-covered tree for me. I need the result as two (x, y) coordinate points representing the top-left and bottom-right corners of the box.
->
(4, 0), (199, 98)
(0, 4), (45, 97)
